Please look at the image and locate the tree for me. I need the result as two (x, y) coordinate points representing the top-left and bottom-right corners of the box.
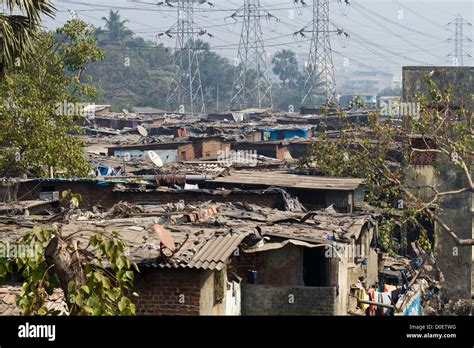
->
(0, 18), (104, 177)
(98, 10), (133, 44)
(87, 11), (176, 111)
(300, 75), (473, 250)
(271, 49), (305, 111)
(272, 49), (300, 88)
(87, 44), (173, 111)
(377, 87), (402, 98)
(0, 191), (138, 316)
(194, 40), (234, 112)
(0, 0), (55, 76)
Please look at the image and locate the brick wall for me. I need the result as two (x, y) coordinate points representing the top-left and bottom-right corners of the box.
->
(409, 138), (437, 165)
(192, 138), (230, 159)
(275, 145), (289, 160)
(133, 268), (202, 316)
(177, 143), (195, 161)
(230, 251), (264, 283)
(203, 139), (230, 158)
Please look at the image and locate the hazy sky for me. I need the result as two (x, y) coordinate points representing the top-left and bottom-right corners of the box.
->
(43, 0), (473, 80)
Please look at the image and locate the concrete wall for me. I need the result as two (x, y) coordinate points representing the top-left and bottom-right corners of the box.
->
(258, 244), (302, 286)
(402, 66), (473, 110)
(199, 267), (240, 315)
(287, 143), (310, 159)
(231, 244), (302, 286)
(241, 284), (337, 315)
(233, 242), (374, 315)
(406, 164), (472, 301)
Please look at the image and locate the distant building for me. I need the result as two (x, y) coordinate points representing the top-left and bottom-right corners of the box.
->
(339, 93), (378, 109)
(133, 107), (168, 118)
(338, 70), (393, 95)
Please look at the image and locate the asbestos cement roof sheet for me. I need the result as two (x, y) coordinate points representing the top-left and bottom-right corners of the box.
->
(211, 171), (365, 191)
(163, 233), (248, 271)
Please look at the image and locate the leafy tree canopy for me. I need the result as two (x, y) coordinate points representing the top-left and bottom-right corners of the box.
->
(0, 18), (104, 177)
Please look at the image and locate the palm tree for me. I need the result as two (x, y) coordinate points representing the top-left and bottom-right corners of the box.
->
(272, 49), (300, 88)
(100, 10), (133, 43)
(0, 0), (55, 76)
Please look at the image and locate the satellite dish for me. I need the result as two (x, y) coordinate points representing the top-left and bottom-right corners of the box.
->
(137, 125), (148, 137)
(148, 150), (163, 167)
(153, 224), (175, 252)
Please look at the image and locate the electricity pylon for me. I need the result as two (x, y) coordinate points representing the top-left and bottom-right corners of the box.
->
(158, 0), (213, 115)
(294, 0), (349, 106)
(448, 14), (472, 66)
(229, 0), (278, 110)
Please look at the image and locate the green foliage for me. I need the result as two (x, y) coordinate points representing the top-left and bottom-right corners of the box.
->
(0, 191), (137, 315)
(272, 49), (300, 88)
(86, 12), (316, 113)
(62, 189), (82, 209)
(0, 0), (56, 76)
(348, 95), (365, 110)
(0, 227), (138, 316)
(97, 10), (133, 44)
(88, 14), (235, 112)
(271, 49), (306, 111)
(377, 87), (402, 98)
(0, 18), (104, 177)
(87, 44), (172, 111)
(70, 231), (137, 316)
(0, 225), (55, 315)
(194, 41), (234, 112)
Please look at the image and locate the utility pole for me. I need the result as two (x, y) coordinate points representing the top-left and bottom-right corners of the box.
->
(228, 0), (278, 110)
(448, 14), (472, 66)
(158, 0), (213, 115)
(294, 0), (349, 107)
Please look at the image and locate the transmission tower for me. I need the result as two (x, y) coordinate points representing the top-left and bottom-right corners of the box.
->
(158, 0), (213, 115)
(228, 0), (278, 110)
(448, 14), (472, 66)
(294, 0), (349, 107)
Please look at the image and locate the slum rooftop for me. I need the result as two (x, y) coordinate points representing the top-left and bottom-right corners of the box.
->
(0, 200), (378, 271)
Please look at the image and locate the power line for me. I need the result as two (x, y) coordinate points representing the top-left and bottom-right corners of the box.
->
(351, 2), (448, 63)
